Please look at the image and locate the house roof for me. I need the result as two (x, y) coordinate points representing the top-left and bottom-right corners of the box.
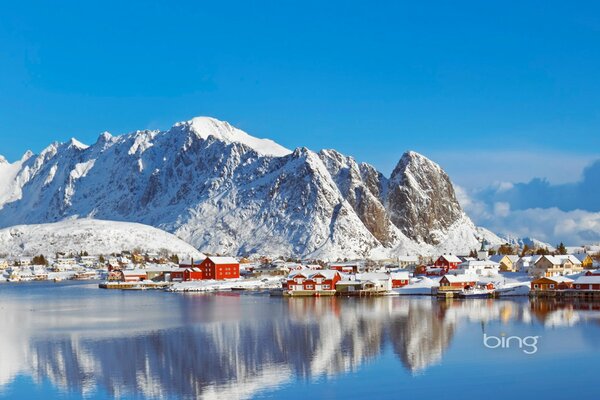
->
(439, 254), (462, 263)
(573, 253), (592, 262)
(288, 269), (340, 280)
(207, 256), (238, 264)
(533, 276), (574, 283)
(459, 260), (500, 268)
(574, 275), (600, 284)
(442, 274), (477, 283)
(390, 271), (410, 280)
(356, 272), (390, 281)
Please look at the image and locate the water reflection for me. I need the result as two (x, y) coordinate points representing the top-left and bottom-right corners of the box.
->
(0, 283), (599, 399)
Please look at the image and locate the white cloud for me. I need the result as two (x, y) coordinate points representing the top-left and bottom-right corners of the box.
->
(493, 202), (510, 217)
(434, 150), (599, 189)
(459, 187), (600, 246)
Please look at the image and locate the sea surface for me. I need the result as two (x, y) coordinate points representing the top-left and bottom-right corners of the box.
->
(0, 281), (598, 399)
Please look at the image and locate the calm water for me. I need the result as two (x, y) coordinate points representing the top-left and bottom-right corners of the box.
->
(0, 281), (598, 400)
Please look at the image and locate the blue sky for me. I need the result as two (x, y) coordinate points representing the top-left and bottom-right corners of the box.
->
(1, 0), (600, 243)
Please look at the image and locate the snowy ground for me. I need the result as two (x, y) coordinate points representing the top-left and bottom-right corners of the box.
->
(168, 276), (284, 292)
(0, 219), (204, 258)
(395, 272), (535, 296)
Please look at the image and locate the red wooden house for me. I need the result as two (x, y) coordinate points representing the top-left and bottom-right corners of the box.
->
(530, 276), (573, 291)
(439, 274), (477, 291)
(434, 255), (462, 273)
(172, 257), (240, 281)
(390, 271), (410, 288)
(573, 275), (600, 291)
(199, 257), (240, 280)
(171, 267), (203, 282)
(285, 270), (341, 296)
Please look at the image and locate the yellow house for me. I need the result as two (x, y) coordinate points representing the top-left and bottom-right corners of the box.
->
(0, 259), (8, 270)
(574, 253), (594, 269)
(489, 255), (519, 272)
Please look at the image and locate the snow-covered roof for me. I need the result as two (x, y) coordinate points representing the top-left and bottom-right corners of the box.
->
(390, 271), (410, 280)
(207, 256), (238, 264)
(288, 269), (340, 280)
(535, 255), (581, 266)
(533, 276), (574, 283)
(441, 274), (477, 283)
(573, 253), (592, 262)
(328, 261), (363, 267)
(439, 254), (462, 263)
(556, 255), (582, 265)
(122, 269), (148, 276)
(459, 260), (500, 268)
(179, 258), (204, 265)
(574, 275), (600, 284)
(356, 272), (390, 281)
(398, 256), (419, 262)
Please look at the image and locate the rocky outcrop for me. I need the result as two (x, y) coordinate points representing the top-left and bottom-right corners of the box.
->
(386, 151), (465, 245)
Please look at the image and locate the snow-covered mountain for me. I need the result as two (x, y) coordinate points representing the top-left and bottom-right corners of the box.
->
(495, 234), (554, 251)
(0, 116), (502, 259)
(0, 219), (204, 258)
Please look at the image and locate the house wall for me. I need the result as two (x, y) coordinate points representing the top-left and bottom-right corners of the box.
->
(574, 283), (600, 290)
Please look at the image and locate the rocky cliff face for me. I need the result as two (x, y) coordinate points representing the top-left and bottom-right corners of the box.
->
(0, 117), (499, 259)
(386, 151), (465, 245)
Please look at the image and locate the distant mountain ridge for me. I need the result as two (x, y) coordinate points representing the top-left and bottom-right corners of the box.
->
(0, 116), (503, 259)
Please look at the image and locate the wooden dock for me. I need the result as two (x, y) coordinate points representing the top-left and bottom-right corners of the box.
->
(98, 282), (173, 290)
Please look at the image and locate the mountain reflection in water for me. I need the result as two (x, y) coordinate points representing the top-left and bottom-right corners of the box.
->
(0, 282), (599, 399)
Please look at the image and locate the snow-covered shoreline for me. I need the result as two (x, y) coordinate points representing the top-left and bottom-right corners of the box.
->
(167, 276), (283, 292)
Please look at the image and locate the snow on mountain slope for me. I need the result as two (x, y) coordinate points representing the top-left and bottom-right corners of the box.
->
(0, 116), (502, 259)
(173, 117), (291, 157)
(0, 219), (205, 257)
(496, 234), (554, 251)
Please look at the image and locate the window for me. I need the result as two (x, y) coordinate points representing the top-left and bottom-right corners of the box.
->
(533, 284), (539, 289)
(306, 285), (314, 290)
(549, 284), (555, 289)
(576, 285), (581, 289)
(323, 284), (330, 289)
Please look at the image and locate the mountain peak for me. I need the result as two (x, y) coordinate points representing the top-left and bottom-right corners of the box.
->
(21, 150), (34, 162)
(67, 138), (89, 150)
(97, 131), (114, 143)
(172, 116), (292, 158)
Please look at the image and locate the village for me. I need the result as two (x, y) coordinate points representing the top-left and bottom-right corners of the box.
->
(2, 240), (600, 299)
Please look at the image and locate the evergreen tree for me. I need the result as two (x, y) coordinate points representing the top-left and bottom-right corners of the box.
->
(556, 242), (567, 255)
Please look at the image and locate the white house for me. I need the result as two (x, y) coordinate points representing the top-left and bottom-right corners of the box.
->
(454, 260), (500, 277)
